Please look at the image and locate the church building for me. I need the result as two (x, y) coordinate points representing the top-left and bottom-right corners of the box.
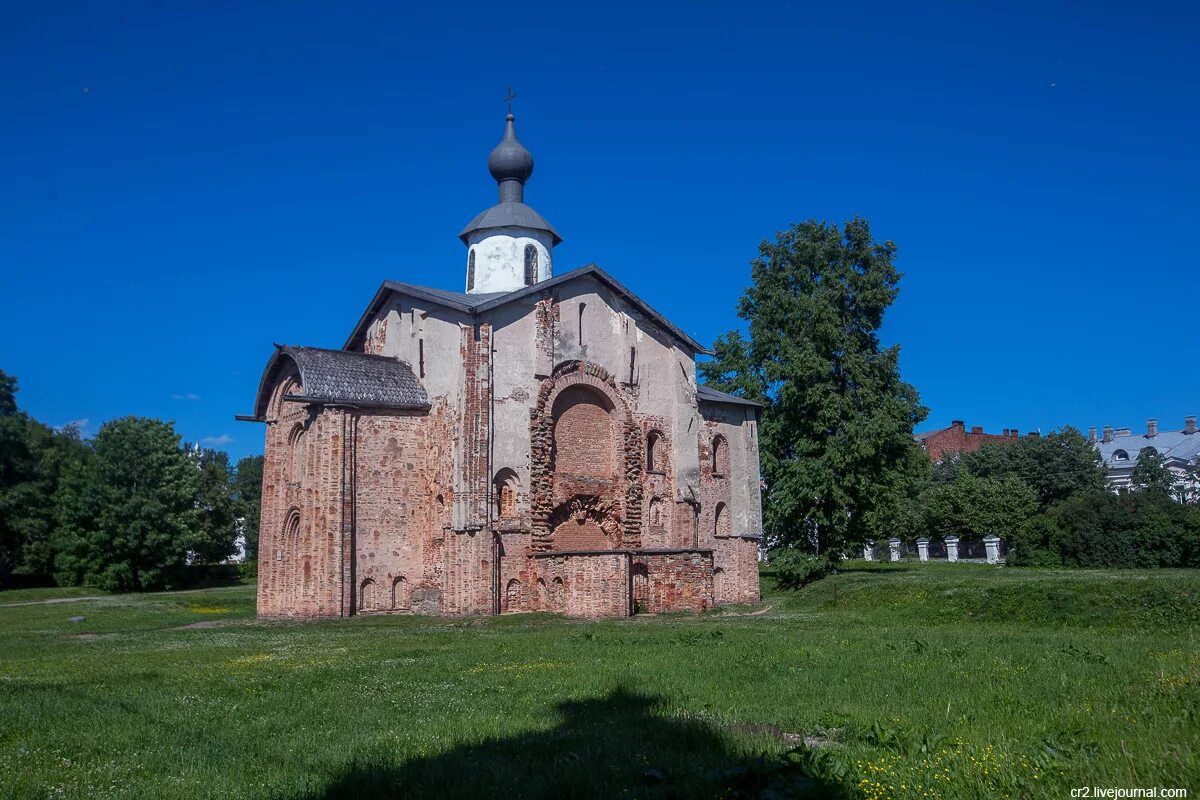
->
(240, 111), (763, 618)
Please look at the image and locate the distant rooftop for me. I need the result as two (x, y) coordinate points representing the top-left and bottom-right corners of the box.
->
(1094, 417), (1200, 467)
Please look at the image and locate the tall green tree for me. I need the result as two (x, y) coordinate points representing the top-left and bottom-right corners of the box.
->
(54, 417), (201, 591)
(0, 370), (86, 585)
(234, 455), (264, 559)
(1131, 447), (1177, 497)
(699, 218), (927, 553)
(923, 473), (1039, 541)
(192, 448), (238, 564)
(964, 427), (1105, 510)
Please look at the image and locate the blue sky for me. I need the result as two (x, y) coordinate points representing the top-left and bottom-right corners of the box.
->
(2, 1), (1196, 463)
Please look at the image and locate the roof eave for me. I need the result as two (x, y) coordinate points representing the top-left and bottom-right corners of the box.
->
(343, 265), (711, 358)
(283, 393), (432, 413)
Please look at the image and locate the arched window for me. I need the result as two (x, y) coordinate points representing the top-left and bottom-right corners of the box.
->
(392, 576), (408, 609)
(280, 508), (301, 562)
(359, 578), (376, 612)
(552, 577), (565, 608)
(524, 244), (538, 286)
(493, 468), (519, 519)
(537, 578), (549, 609)
(714, 502), (729, 536)
(646, 431), (665, 474)
(711, 436), (728, 477)
(289, 425), (306, 483)
(467, 249), (476, 291)
(1113, 449), (1129, 462)
(505, 579), (521, 611)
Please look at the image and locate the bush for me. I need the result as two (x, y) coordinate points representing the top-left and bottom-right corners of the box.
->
(236, 560), (258, 581)
(771, 549), (837, 590)
(1007, 515), (1064, 567)
(1011, 491), (1200, 569)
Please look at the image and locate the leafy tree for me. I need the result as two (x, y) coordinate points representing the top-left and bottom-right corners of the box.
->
(0, 371), (16, 416)
(0, 371), (86, 585)
(929, 450), (968, 486)
(53, 417), (201, 591)
(234, 455), (264, 559)
(923, 473), (1038, 541)
(192, 448), (238, 564)
(699, 218), (927, 553)
(1131, 447), (1177, 497)
(964, 427), (1105, 510)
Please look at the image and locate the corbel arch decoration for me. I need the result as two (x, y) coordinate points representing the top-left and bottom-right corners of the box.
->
(528, 361), (643, 550)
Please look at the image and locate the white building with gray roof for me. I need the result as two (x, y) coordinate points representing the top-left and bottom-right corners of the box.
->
(1092, 417), (1200, 501)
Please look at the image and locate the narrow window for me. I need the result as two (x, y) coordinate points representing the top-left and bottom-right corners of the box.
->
(418, 338), (425, 379)
(628, 346), (637, 384)
(467, 250), (476, 291)
(578, 303), (586, 346)
(493, 469), (519, 519)
(290, 426), (306, 484)
(646, 431), (664, 474)
(712, 436), (727, 476)
(524, 244), (538, 286)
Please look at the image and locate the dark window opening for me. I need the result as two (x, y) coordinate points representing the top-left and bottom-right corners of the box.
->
(524, 244), (538, 286)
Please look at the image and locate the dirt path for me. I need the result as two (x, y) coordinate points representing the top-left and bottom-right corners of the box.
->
(0, 596), (107, 608)
(0, 585), (245, 609)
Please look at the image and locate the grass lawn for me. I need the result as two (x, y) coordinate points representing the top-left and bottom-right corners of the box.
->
(1, 563), (1197, 799)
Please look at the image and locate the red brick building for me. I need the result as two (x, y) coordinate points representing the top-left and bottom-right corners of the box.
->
(239, 112), (763, 619)
(916, 420), (1035, 462)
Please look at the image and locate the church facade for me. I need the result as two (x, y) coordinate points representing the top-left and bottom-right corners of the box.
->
(241, 112), (763, 618)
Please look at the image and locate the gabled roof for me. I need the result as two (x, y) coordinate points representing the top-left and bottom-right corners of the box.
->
(1097, 429), (1200, 468)
(251, 345), (429, 419)
(344, 265), (709, 355)
(697, 384), (763, 408)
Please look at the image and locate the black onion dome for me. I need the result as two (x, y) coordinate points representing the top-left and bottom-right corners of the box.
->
(487, 113), (534, 184)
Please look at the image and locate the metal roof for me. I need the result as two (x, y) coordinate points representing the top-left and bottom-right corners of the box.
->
(345, 265), (710, 355)
(458, 201), (562, 245)
(1096, 428), (1200, 467)
(252, 345), (429, 419)
(696, 384), (763, 408)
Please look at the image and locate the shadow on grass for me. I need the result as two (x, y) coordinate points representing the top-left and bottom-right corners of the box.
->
(837, 565), (912, 574)
(301, 688), (844, 800)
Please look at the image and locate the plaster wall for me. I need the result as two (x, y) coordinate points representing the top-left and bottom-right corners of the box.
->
(465, 227), (554, 294)
(699, 403), (764, 538)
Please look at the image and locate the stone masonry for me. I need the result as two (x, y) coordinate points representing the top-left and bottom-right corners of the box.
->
(242, 111), (763, 619)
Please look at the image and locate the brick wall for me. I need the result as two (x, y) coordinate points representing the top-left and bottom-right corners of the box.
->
(351, 411), (441, 615)
(637, 551), (714, 613)
(532, 552), (629, 617)
(257, 371), (349, 618)
(255, 289), (764, 620)
(919, 420), (1023, 462)
(455, 323), (491, 531)
(712, 537), (760, 604)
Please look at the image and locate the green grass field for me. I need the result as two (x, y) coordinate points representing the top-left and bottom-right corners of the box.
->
(1, 563), (1197, 799)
